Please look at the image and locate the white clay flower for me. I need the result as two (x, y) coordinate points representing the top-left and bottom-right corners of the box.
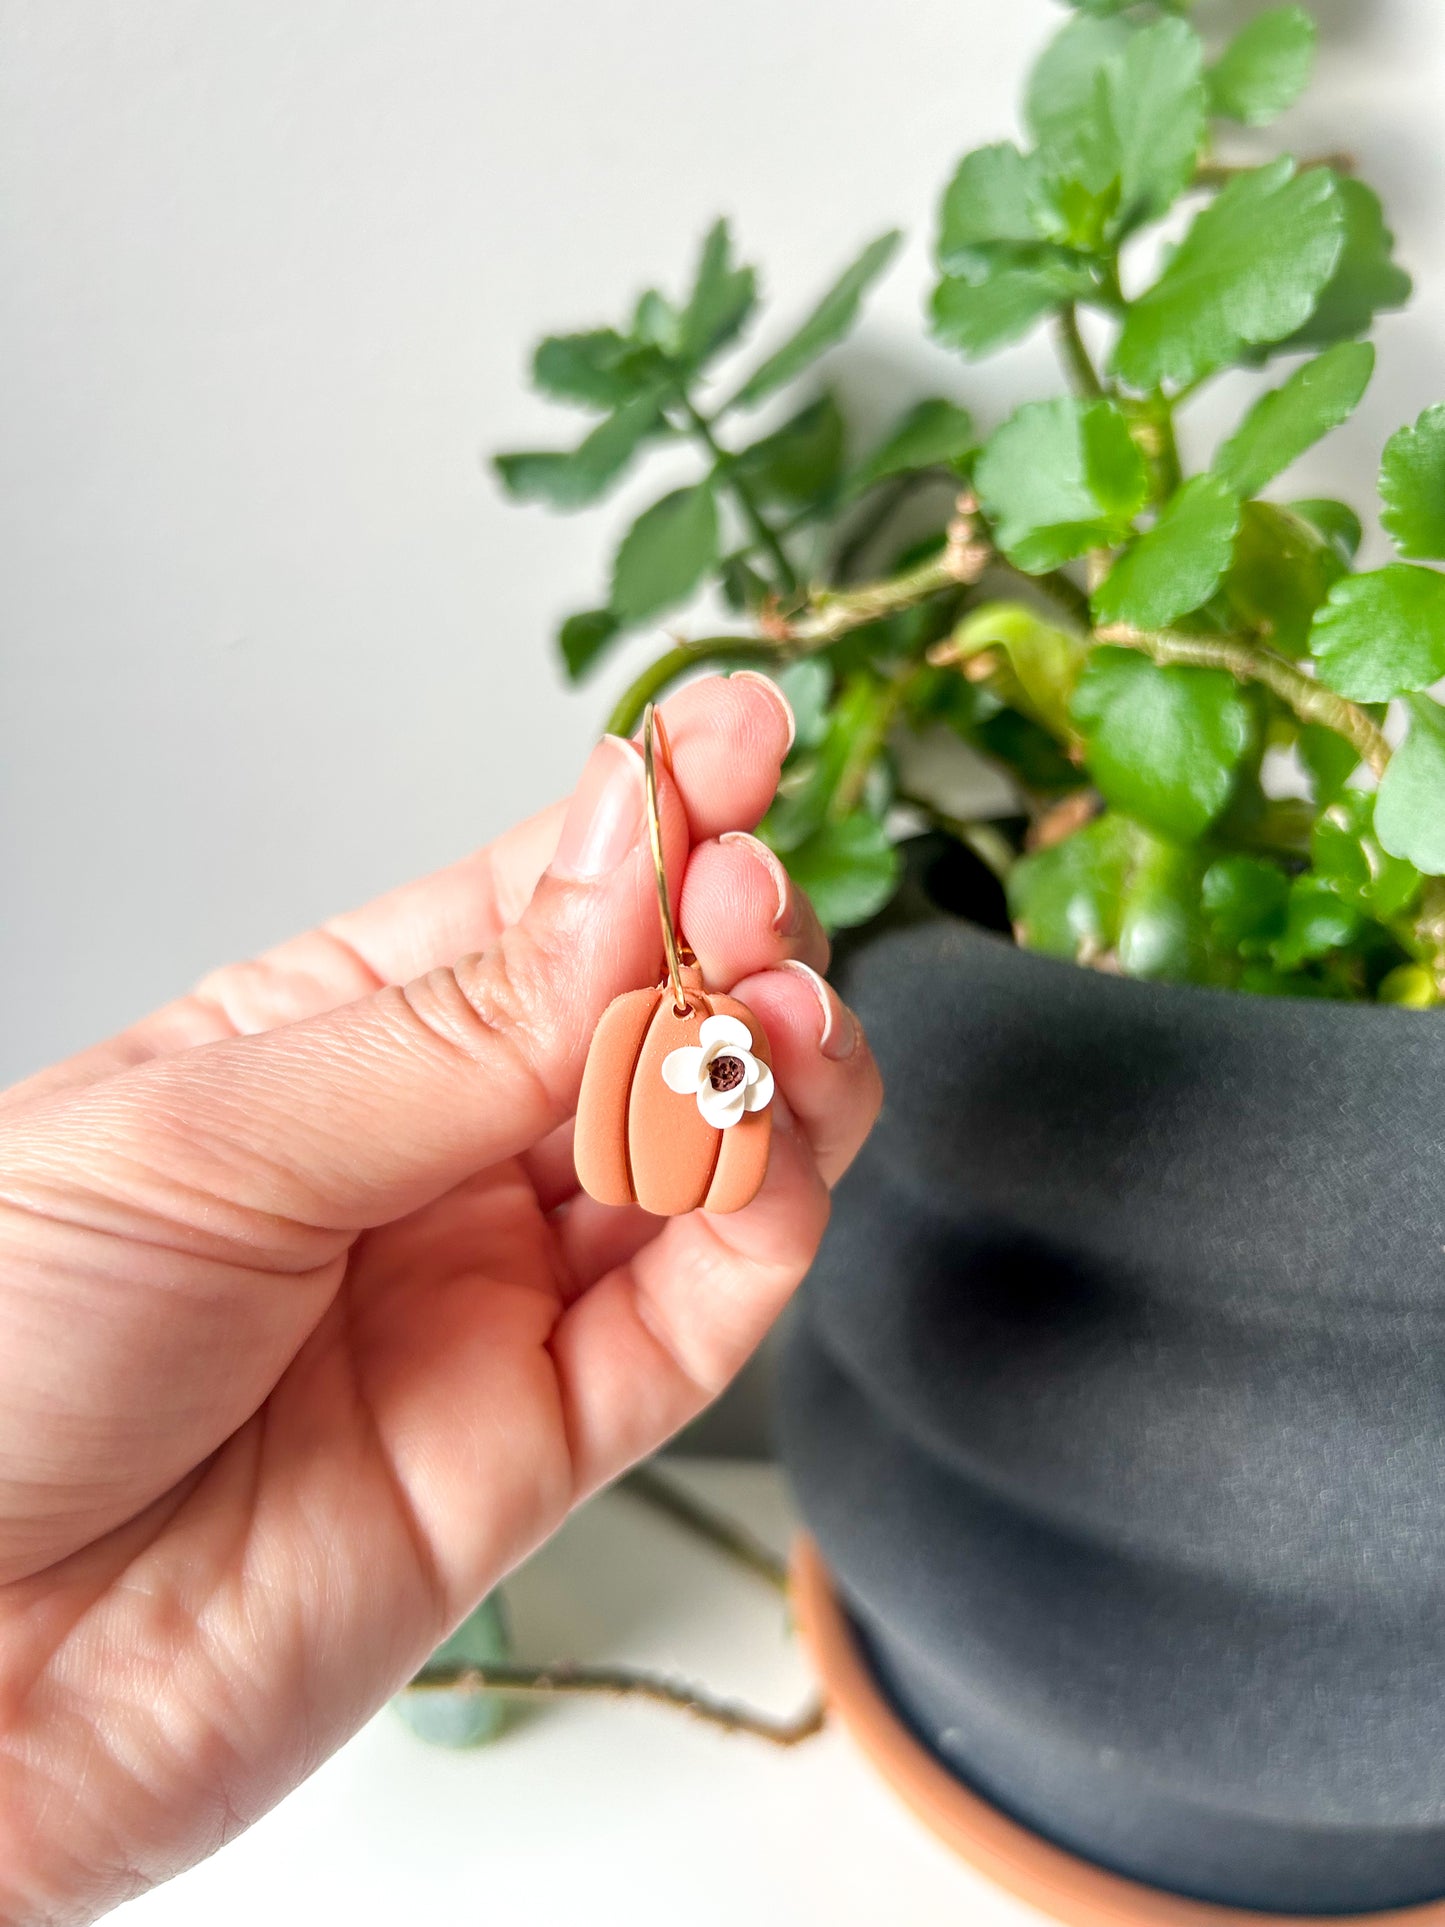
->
(661, 1014), (774, 1130)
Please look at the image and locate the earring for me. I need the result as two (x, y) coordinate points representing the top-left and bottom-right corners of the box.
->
(574, 703), (774, 1217)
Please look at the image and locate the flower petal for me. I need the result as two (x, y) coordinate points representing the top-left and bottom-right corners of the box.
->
(661, 1045), (705, 1094)
(740, 1051), (764, 1086)
(697, 1083), (747, 1130)
(699, 1013), (752, 1052)
(742, 1063), (774, 1112)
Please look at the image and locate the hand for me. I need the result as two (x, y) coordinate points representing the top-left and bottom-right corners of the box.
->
(0, 673), (882, 1926)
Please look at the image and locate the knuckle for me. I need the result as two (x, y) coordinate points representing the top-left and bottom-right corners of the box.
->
(394, 921), (573, 1114)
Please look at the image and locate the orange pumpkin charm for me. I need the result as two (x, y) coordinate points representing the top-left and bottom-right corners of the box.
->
(575, 700), (776, 1216)
(575, 967), (774, 1216)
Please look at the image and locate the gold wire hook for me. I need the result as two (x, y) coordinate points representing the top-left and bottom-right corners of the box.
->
(642, 703), (691, 1014)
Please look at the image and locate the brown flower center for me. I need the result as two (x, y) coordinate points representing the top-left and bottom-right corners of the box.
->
(708, 1053), (746, 1093)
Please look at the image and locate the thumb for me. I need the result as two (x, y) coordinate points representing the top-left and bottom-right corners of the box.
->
(14, 697), (784, 1256)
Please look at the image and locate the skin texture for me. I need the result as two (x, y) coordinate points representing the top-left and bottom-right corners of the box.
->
(0, 674), (882, 1925)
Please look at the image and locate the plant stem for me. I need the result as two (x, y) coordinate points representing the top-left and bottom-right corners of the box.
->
(1097, 621), (1392, 777)
(1056, 303), (1105, 400)
(784, 550), (966, 644)
(621, 1464), (789, 1595)
(681, 396), (798, 594)
(609, 515), (1093, 736)
(1193, 150), (1355, 189)
(605, 640), (781, 737)
(407, 1660), (825, 1749)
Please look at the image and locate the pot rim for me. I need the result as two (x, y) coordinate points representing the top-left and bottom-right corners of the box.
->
(869, 908), (1439, 1040)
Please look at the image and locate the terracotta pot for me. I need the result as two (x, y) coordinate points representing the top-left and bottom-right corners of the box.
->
(778, 850), (1445, 1914)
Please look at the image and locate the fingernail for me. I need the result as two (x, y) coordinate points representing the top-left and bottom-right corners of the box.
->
(551, 735), (645, 881)
(730, 670), (796, 754)
(779, 958), (858, 1060)
(720, 830), (801, 937)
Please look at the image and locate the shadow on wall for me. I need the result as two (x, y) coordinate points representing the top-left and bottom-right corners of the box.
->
(1199, 0), (1382, 45)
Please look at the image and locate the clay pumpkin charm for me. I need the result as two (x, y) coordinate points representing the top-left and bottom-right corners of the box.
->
(575, 967), (774, 1215)
(574, 701), (776, 1217)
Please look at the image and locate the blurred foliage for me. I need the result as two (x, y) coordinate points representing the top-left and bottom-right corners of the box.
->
(496, 0), (1445, 1004)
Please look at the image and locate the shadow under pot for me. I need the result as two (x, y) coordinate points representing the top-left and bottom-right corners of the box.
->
(778, 912), (1445, 1916)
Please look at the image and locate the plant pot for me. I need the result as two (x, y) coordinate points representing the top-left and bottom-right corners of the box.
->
(777, 854), (1445, 1916)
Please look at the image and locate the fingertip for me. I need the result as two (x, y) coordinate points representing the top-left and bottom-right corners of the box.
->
(679, 833), (830, 984)
(653, 672), (793, 838)
(775, 958), (858, 1060)
(729, 963), (882, 1186)
(726, 670), (796, 754)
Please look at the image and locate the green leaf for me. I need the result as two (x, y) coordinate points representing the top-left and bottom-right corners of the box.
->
(1112, 160), (1345, 391)
(1379, 964), (1438, 1008)
(1098, 17), (1208, 227)
(719, 554), (771, 614)
(947, 601), (1089, 743)
(1072, 646), (1252, 840)
(1309, 564), (1445, 700)
(531, 330), (665, 411)
(1213, 342), (1374, 498)
(1008, 813), (1135, 962)
(1009, 812), (1209, 981)
(975, 397), (1148, 573)
(679, 219), (758, 367)
(1202, 855), (1290, 957)
(1380, 404), (1445, 561)
(1114, 836), (1212, 981)
(729, 231), (902, 410)
(1281, 179), (1411, 351)
(557, 608), (621, 680)
(1026, 15), (1131, 144)
(931, 251), (1094, 357)
(846, 398), (975, 497)
(1312, 789), (1422, 917)
(632, 288), (682, 353)
(1271, 874), (1361, 969)
(609, 483), (719, 623)
(1376, 695), (1445, 874)
(1092, 473), (1241, 630)
(974, 707), (1084, 792)
(733, 395), (845, 505)
(938, 144), (1040, 262)
(781, 811), (900, 930)
(493, 396), (661, 509)
(1207, 6), (1316, 125)
(1288, 498), (1362, 564)
(1025, 18), (1206, 243)
(394, 1593), (511, 1749)
(771, 659), (832, 752)
(1224, 500), (1344, 656)
(1298, 724), (1363, 806)
(762, 673), (885, 851)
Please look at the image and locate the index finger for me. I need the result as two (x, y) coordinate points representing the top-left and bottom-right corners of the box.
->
(1, 672), (795, 1110)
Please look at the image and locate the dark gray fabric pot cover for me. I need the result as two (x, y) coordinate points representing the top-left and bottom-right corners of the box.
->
(778, 911), (1445, 1914)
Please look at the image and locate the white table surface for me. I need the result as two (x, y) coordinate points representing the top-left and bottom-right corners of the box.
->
(113, 1461), (1044, 1927)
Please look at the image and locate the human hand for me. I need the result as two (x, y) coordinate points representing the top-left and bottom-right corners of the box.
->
(0, 673), (882, 1925)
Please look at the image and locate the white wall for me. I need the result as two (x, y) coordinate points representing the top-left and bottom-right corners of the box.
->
(3, 0), (1444, 1084)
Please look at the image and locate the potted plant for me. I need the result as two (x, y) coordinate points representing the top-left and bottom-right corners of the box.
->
(494, 1), (1445, 1914)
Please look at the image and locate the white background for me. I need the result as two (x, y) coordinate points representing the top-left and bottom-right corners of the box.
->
(3, 0), (1445, 1084)
(113, 1464), (1045, 1927)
